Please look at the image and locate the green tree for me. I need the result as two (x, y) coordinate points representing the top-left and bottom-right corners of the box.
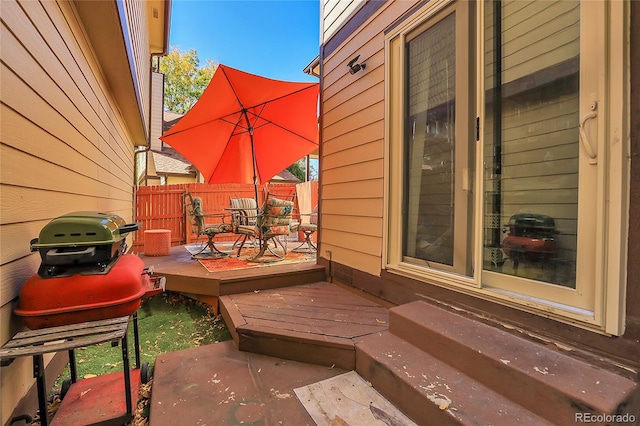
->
(160, 47), (217, 113)
(288, 158), (317, 181)
(288, 160), (306, 181)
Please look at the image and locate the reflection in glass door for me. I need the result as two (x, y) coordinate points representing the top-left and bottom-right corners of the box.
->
(483, 1), (580, 288)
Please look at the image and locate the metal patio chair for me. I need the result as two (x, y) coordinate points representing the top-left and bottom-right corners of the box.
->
(184, 192), (233, 259)
(234, 193), (295, 263)
(228, 197), (259, 250)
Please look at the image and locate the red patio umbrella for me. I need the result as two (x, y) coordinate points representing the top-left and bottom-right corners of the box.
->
(160, 65), (319, 202)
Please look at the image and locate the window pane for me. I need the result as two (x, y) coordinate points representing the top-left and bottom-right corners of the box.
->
(483, 1), (579, 288)
(403, 14), (456, 266)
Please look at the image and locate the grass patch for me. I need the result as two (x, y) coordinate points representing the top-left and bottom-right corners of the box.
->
(54, 292), (231, 384)
(40, 292), (231, 425)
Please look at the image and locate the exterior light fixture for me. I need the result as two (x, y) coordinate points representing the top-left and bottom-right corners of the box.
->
(347, 55), (366, 75)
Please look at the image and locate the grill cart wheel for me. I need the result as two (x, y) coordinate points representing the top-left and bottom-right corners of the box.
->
(61, 379), (72, 400)
(140, 362), (150, 384)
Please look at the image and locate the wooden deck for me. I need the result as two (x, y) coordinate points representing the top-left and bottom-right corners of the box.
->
(220, 282), (390, 370)
(138, 245), (326, 312)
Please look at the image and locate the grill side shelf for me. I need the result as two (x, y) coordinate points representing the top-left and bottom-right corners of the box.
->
(0, 316), (129, 365)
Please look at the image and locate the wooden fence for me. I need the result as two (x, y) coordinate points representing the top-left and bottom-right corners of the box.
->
(132, 182), (311, 252)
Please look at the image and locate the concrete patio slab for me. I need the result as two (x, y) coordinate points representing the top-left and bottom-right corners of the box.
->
(149, 340), (347, 425)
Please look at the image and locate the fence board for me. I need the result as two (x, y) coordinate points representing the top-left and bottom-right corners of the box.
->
(132, 182), (301, 252)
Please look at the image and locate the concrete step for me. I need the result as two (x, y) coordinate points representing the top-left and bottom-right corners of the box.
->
(356, 331), (552, 425)
(385, 300), (639, 425)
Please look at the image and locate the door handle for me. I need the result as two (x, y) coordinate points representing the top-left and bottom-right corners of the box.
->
(579, 106), (597, 165)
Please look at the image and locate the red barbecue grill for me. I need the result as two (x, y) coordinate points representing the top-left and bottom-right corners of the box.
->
(502, 213), (557, 264)
(16, 211), (164, 329)
(2, 211), (165, 426)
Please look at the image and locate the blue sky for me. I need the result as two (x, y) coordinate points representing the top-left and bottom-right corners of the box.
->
(169, 0), (320, 82)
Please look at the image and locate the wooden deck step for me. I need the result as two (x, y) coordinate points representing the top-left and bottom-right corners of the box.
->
(220, 282), (389, 370)
(357, 300), (640, 425)
(218, 263), (326, 295)
(356, 331), (552, 426)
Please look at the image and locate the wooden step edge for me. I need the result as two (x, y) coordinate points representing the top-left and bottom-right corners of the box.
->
(217, 263), (325, 284)
(236, 323), (355, 370)
(218, 270), (326, 295)
(389, 301), (640, 420)
(219, 294), (246, 346)
(355, 331), (552, 426)
(237, 323), (355, 350)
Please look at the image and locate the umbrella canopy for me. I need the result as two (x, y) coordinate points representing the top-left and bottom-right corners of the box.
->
(160, 65), (319, 196)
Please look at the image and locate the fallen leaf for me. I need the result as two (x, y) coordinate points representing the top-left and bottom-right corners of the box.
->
(329, 415), (350, 426)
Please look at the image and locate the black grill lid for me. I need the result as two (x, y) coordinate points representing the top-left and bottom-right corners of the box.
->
(505, 213), (556, 238)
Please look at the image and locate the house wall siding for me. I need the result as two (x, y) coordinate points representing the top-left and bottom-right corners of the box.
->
(150, 71), (165, 152)
(0, 0), (145, 421)
(320, 0), (419, 275)
(122, 0), (151, 132)
(322, 0), (364, 43)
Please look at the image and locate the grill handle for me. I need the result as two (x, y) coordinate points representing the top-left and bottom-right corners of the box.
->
(30, 238), (39, 252)
(118, 223), (140, 235)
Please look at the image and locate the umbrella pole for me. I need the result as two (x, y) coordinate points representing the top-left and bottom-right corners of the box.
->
(242, 108), (263, 252)
(241, 108), (260, 206)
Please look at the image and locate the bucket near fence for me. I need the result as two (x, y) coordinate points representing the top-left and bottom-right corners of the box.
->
(144, 229), (171, 256)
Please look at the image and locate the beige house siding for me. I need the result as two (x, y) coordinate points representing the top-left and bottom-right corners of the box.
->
(322, 0), (364, 42)
(122, 0), (152, 131)
(150, 71), (165, 152)
(0, 0), (165, 422)
(320, 0), (419, 275)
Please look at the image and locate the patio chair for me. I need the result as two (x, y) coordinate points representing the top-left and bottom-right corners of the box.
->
(291, 205), (318, 253)
(234, 193), (295, 263)
(184, 192), (233, 259)
(228, 197), (259, 249)
(290, 181), (318, 253)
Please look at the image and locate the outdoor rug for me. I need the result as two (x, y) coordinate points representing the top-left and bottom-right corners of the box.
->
(185, 243), (316, 272)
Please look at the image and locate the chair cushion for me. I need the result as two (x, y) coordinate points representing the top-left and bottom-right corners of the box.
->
(235, 224), (255, 236)
(203, 223), (233, 235)
(258, 197), (293, 237)
(230, 198), (258, 225)
(262, 198), (293, 227)
(291, 222), (317, 232)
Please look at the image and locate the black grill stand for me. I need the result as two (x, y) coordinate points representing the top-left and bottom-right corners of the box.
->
(0, 314), (142, 426)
